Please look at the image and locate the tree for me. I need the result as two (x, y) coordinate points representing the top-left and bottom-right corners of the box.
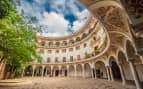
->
(0, 0), (41, 78)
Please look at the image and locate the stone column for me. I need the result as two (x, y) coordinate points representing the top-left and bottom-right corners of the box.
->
(32, 66), (35, 77)
(82, 64), (85, 78)
(129, 60), (141, 89)
(94, 68), (97, 79)
(21, 67), (25, 78)
(106, 66), (111, 81)
(45, 68), (48, 76)
(51, 66), (53, 77)
(59, 66), (61, 77)
(109, 66), (114, 81)
(118, 63), (126, 85)
(67, 65), (69, 77)
(74, 64), (77, 77)
(90, 63), (95, 79)
(42, 65), (45, 77)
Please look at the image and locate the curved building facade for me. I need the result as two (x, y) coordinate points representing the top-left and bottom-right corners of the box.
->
(23, 0), (143, 89)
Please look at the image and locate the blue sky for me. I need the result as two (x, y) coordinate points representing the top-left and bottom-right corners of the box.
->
(16, 0), (91, 37)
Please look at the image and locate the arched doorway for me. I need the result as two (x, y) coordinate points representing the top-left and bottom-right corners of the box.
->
(61, 66), (67, 77)
(45, 66), (51, 77)
(35, 66), (42, 76)
(84, 63), (92, 78)
(24, 65), (33, 76)
(109, 57), (122, 81)
(76, 64), (82, 77)
(94, 61), (107, 79)
(53, 66), (59, 77)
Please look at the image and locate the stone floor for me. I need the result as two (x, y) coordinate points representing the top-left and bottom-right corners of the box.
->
(0, 77), (136, 89)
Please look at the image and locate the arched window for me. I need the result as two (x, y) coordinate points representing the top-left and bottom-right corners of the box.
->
(55, 50), (59, 53)
(62, 49), (66, 53)
(63, 41), (67, 46)
(49, 42), (53, 47)
(55, 42), (60, 47)
(63, 57), (66, 62)
(70, 56), (73, 62)
(69, 40), (74, 44)
(76, 37), (80, 42)
(47, 50), (52, 54)
(40, 41), (45, 46)
(69, 48), (73, 52)
(83, 43), (87, 48)
(76, 46), (80, 50)
(47, 57), (51, 63)
(81, 33), (87, 39)
(55, 57), (58, 62)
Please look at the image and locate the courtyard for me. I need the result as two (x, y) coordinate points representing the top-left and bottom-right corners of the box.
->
(0, 77), (136, 89)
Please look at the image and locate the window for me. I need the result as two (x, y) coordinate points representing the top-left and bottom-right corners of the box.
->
(63, 57), (66, 62)
(84, 43), (87, 48)
(47, 57), (51, 62)
(40, 41), (45, 46)
(93, 37), (96, 41)
(55, 57), (58, 62)
(62, 49), (66, 53)
(56, 50), (59, 53)
(70, 56), (73, 62)
(69, 48), (73, 52)
(39, 49), (44, 53)
(47, 50), (52, 53)
(76, 46), (80, 50)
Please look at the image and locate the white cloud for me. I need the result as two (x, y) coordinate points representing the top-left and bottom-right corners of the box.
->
(71, 9), (91, 32)
(17, 0), (91, 37)
(39, 12), (70, 37)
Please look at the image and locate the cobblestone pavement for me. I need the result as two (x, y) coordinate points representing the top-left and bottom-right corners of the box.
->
(0, 77), (136, 89)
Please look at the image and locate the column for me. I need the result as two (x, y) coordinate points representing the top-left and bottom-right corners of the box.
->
(94, 68), (97, 79)
(106, 66), (111, 81)
(32, 66), (35, 77)
(59, 66), (61, 77)
(91, 68), (94, 78)
(21, 67), (25, 77)
(82, 64), (85, 78)
(118, 64), (126, 85)
(129, 60), (141, 89)
(45, 68), (48, 76)
(109, 66), (114, 81)
(42, 65), (45, 77)
(67, 65), (69, 77)
(51, 66), (53, 77)
(74, 64), (77, 77)
(90, 63), (95, 78)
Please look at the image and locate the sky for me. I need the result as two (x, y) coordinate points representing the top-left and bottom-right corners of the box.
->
(16, 0), (91, 37)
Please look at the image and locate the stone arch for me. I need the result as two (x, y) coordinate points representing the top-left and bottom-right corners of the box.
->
(53, 66), (59, 77)
(44, 66), (51, 77)
(69, 65), (75, 77)
(109, 56), (122, 80)
(76, 37), (81, 42)
(76, 64), (82, 77)
(117, 50), (133, 82)
(24, 65), (33, 76)
(84, 63), (92, 78)
(61, 66), (67, 77)
(94, 61), (107, 79)
(126, 40), (137, 60)
(35, 66), (42, 76)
